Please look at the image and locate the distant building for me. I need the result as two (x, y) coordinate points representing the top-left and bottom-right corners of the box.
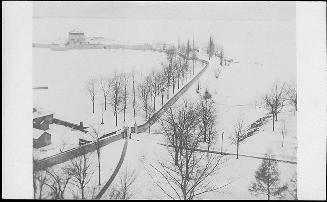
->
(33, 129), (51, 149)
(68, 29), (86, 46)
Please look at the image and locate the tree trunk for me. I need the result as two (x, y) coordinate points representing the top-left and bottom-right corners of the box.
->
(115, 111), (118, 127)
(133, 78), (136, 120)
(267, 158), (271, 200)
(173, 82), (175, 94)
(236, 132), (239, 159)
(98, 149), (101, 185)
(81, 187), (85, 199)
(104, 96), (107, 111)
(145, 101), (148, 121)
(161, 93), (164, 106)
(153, 96), (156, 111)
(39, 185), (43, 199)
(177, 77), (180, 89)
(148, 117), (151, 134)
(221, 132), (224, 153)
(175, 148), (178, 166)
(272, 113), (275, 131)
(92, 98), (95, 114)
(275, 112), (278, 121)
(124, 107), (126, 123)
(193, 60), (195, 75)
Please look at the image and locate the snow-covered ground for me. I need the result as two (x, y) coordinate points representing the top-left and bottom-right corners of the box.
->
(37, 139), (125, 199)
(33, 17), (296, 199)
(33, 124), (87, 160)
(103, 56), (297, 199)
(33, 47), (203, 159)
(197, 57), (297, 162)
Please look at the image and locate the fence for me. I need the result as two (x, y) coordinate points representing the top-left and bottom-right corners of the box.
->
(34, 131), (124, 171)
(53, 118), (88, 132)
(134, 58), (209, 133)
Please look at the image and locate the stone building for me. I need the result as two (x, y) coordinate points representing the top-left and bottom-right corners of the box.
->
(33, 129), (51, 149)
(68, 29), (85, 46)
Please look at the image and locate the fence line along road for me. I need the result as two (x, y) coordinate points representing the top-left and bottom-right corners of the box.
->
(157, 143), (297, 164)
(134, 55), (209, 133)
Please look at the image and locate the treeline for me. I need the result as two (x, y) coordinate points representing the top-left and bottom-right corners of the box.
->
(85, 42), (201, 128)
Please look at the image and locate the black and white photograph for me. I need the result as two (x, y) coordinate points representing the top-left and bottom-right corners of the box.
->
(2, 1), (326, 200)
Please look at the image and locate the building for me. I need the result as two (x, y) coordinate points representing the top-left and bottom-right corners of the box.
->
(68, 29), (86, 46)
(33, 129), (51, 149)
(33, 106), (88, 151)
(33, 107), (54, 130)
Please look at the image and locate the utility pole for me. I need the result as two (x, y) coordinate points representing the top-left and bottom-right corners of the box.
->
(221, 131), (224, 153)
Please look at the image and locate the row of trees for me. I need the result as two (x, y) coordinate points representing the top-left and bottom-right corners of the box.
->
(33, 154), (137, 199)
(206, 35), (225, 66)
(263, 81), (297, 131)
(146, 90), (227, 200)
(228, 81), (297, 159)
(85, 43), (200, 127)
(86, 72), (129, 127)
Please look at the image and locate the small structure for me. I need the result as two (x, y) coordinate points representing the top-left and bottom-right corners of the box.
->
(33, 129), (51, 149)
(33, 107), (54, 130)
(68, 29), (86, 46)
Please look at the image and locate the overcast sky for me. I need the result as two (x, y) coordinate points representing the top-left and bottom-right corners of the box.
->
(33, 1), (295, 21)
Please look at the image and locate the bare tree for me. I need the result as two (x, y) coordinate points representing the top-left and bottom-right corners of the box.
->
(59, 142), (68, 153)
(163, 63), (173, 100)
(207, 36), (215, 60)
(138, 76), (152, 123)
(151, 70), (159, 111)
(86, 77), (98, 114)
(199, 89), (217, 151)
(89, 125), (102, 186)
(263, 82), (286, 131)
(175, 57), (182, 89)
(280, 120), (287, 148)
(132, 70), (137, 123)
(106, 169), (138, 200)
(286, 82), (297, 113)
(33, 159), (48, 199)
(109, 73), (123, 127)
(121, 73), (129, 123)
(157, 71), (167, 106)
(230, 118), (245, 159)
(217, 46), (224, 66)
(287, 173), (297, 200)
(44, 167), (72, 199)
(153, 100), (229, 199)
(99, 77), (111, 111)
(191, 38), (197, 75)
(249, 152), (288, 200)
(64, 153), (94, 199)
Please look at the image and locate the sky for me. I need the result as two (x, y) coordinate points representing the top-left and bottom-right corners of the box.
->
(33, 1), (295, 21)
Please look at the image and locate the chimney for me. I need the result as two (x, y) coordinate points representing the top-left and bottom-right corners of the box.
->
(80, 122), (83, 128)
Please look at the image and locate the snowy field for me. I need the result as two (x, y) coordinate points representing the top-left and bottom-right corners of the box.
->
(33, 46), (203, 159)
(33, 16), (296, 199)
(104, 56), (297, 199)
